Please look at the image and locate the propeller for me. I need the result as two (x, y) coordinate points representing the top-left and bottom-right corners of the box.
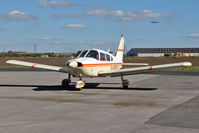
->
(67, 60), (82, 68)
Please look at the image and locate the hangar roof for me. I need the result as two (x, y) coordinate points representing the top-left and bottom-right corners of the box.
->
(128, 48), (199, 54)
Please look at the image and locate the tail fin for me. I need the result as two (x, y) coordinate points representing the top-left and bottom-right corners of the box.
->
(116, 34), (125, 61)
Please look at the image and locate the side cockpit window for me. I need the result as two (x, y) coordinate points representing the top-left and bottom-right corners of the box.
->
(79, 50), (88, 57)
(86, 50), (99, 60)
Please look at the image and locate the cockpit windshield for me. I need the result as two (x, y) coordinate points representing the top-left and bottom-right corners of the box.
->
(86, 50), (99, 60)
(79, 50), (88, 57)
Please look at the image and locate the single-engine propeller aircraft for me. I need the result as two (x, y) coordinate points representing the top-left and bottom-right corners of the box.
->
(6, 35), (192, 90)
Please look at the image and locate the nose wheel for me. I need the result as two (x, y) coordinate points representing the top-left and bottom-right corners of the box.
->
(62, 74), (85, 90)
(75, 77), (85, 90)
(75, 80), (85, 89)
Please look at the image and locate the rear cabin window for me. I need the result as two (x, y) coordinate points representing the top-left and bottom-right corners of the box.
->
(106, 54), (110, 61)
(100, 53), (112, 61)
(110, 56), (113, 61)
(86, 50), (99, 60)
(100, 53), (106, 61)
(79, 50), (88, 57)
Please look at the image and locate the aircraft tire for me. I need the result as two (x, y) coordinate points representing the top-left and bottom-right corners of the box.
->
(123, 85), (128, 89)
(62, 79), (69, 88)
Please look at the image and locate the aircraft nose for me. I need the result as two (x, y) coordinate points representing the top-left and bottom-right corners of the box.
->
(68, 60), (78, 68)
(67, 60), (83, 68)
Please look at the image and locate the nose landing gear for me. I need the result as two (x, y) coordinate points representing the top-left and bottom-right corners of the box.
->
(75, 81), (85, 89)
(75, 76), (85, 90)
(62, 74), (85, 90)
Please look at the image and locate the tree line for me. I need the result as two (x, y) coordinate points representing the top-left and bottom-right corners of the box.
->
(0, 51), (74, 57)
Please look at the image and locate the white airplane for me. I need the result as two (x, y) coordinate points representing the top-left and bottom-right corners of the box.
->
(6, 35), (192, 90)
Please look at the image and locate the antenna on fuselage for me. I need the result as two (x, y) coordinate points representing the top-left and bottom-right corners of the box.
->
(107, 48), (110, 53)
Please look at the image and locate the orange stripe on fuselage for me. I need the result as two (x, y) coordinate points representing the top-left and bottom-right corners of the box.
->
(117, 49), (124, 52)
(81, 63), (123, 67)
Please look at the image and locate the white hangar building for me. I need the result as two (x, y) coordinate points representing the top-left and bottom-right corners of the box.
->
(127, 48), (199, 57)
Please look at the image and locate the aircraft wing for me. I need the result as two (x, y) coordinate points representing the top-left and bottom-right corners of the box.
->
(123, 63), (149, 66)
(6, 60), (68, 73)
(99, 62), (192, 77)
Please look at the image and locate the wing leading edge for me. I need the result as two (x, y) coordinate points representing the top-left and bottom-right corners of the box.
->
(6, 60), (68, 73)
(99, 62), (192, 77)
(123, 63), (149, 66)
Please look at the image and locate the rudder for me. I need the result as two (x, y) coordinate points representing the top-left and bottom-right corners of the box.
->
(116, 34), (125, 61)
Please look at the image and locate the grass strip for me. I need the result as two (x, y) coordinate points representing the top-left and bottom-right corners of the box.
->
(167, 66), (199, 72)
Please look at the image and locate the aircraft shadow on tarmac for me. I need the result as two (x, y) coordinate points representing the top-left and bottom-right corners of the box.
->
(0, 83), (157, 91)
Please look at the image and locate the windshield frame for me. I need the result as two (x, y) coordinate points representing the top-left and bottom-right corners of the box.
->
(86, 50), (99, 60)
(78, 50), (89, 58)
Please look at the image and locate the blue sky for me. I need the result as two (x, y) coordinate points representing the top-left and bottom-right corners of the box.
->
(0, 0), (199, 53)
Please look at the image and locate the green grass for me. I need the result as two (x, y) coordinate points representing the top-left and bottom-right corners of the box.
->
(168, 66), (199, 72)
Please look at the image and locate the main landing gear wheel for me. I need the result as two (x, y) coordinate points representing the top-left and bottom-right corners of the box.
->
(62, 79), (70, 88)
(62, 74), (71, 88)
(122, 79), (129, 89)
(121, 75), (129, 89)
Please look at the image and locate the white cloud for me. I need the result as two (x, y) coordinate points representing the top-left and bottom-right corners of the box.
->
(78, 40), (114, 46)
(87, 10), (124, 17)
(189, 33), (199, 38)
(54, 13), (83, 18)
(64, 24), (87, 29)
(29, 37), (63, 44)
(120, 10), (176, 22)
(29, 37), (56, 41)
(87, 9), (177, 22)
(93, 41), (106, 45)
(51, 40), (62, 44)
(38, 0), (74, 8)
(0, 10), (38, 21)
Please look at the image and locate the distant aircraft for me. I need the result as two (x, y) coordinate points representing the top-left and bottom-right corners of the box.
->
(6, 35), (192, 90)
(150, 20), (159, 23)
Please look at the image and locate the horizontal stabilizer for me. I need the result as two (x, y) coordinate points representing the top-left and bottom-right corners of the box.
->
(6, 60), (68, 73)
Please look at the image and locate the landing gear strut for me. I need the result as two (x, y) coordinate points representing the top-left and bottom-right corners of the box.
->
(61, 74), (85, 90)
(62, 74), (71, 88)
(121, 75), (129, 89)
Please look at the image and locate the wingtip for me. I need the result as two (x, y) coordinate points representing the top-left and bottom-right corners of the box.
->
(6, 60), (21, 65)
(6, 60), (13, 63)
(182, 62), (192, 67)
